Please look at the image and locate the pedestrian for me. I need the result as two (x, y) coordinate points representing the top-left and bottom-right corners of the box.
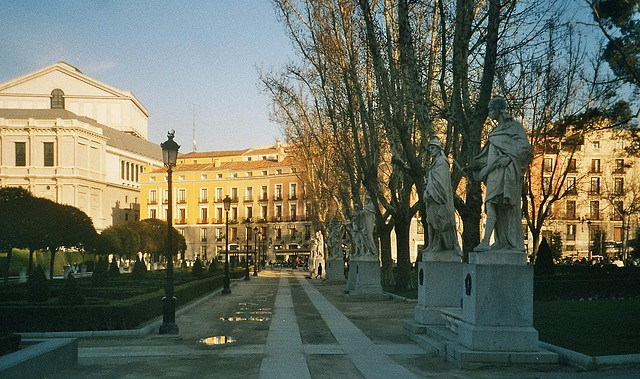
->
(316, 262), (323, 278)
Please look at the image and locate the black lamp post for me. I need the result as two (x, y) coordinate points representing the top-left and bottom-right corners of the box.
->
(222, 195), (232, 294)
(587, 219), (592, 261)
(253, 227), (259, 276)
(244, 218), (251, 281)
(159, 130), (180, 335)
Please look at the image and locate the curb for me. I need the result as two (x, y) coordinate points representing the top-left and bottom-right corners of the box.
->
(539, 342), (640, 370)
(382, 291), (418, 303)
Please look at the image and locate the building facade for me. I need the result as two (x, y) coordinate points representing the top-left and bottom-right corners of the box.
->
(139, 144), (313, 262)
(0, 62), (163, 231)
(531, 128), (640, 260)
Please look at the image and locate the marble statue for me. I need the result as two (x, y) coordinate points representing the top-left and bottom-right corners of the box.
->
(359, 196), (378, 257)
(470, 95), (532, 252)
(327, 219), (342, 260)
(350, 204), (363, 257)
(313, 230), (324, 259)
(424, 137), (461, 255)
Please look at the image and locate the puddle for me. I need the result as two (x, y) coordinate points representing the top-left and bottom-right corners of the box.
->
(199, 336), (236, 345)
(250, 310), (272, 315)
(238, 302), (258, 306)
(220, 316), (270, 322)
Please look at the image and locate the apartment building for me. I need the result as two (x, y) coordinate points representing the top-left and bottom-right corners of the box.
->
(139, 143), (313, 262)
(532, 128), (639, 259)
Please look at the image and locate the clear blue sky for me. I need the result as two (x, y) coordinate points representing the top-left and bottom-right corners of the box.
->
(0, 0), (294, 152)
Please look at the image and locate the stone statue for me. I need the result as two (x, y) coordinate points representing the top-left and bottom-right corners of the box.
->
(424, 137), (461, 255)
(350, 204), (362, 257)
(359, 196), (378, 257)
(313, 230), (324, 259)
(327, 219), (342, 260)
(470, 95), (532, 252)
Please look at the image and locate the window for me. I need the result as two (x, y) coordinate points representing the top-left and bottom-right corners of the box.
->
(231, 173), (238, 178)
(246, 172), (252, 177)
(178, 189), (186, 203)
(591, 159), (601, 173)
(15, 142), (26, 166)
(163, 189), (168, 203)
(121, 161), (125, 179)
(612, 201), (623, 221)
(216, 207), (223, 223)
(275, 205), (282, 220)
(543, 177), (551, 196)
(614, 226), (623, 242)
(216, 187), (223, 201)
(262, 170), (268, 176)
(216, 228), (223, 240)
(50, 89), (64, 109)
(246, 187), (253, 201)
(200, 207), (208, 223)
(567, 158), (577, 172)
(590, 177), (600, 194)
(231, 206), (238, 222)
(43, 142), (54, 167)
(276, 227), (282, 240)
(231, 188), (238, 201)
(200, 228), (207, 242)
(200, 188), (208, 202)
(292, 167), (297, 173)
(201, 174), (208, 180)
(216, 174), (222, 179)
(261, 205), (268, 220)
(200, 245), (208, 259)
(566, 200), (576, 219)
(275, 184), (283, 200)
(246, 206), (253, 220)
(149, 190), (157, 204)
(290, 204), (297, 221)
(614, 178), (624, 195)
(276, 169), (282, 175)
(590, 200), (600, 220)
(261, 186), (268, 200)
(543, 158), (553, 173)
(592, 140), (600, 149)
(566, 224), (576, 241)
(614, 159), (625, 173)
(566, 177), (577, 195)
(289, 183), (297, 200)
(178, 208), (186, 223)
(149, 209), (157, 219)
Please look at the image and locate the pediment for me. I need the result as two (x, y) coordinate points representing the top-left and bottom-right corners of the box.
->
(0, 62), (127, 99)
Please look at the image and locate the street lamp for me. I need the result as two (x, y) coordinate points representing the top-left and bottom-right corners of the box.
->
(587, 219), (592, 261)
(159, 130), (180, 335)
(222, 195), (232, 294)
(253, 227), (259, 276)
(244, 218), (251, 281)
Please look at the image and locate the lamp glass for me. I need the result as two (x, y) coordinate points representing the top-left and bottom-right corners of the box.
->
(223, 195), (231, 211)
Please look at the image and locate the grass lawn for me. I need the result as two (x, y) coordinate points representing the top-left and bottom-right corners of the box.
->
(534, 299), (640, 356)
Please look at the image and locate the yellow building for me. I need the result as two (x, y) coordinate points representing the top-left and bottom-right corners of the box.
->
(139, 143), (312, 262)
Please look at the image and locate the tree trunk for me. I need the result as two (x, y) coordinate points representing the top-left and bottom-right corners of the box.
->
(3, 248), (12, 285)
(28, 248), (35, 276)
(49, 248), (57, 280)
(379, 224), (393, 286)
(394, 217), (412, 291)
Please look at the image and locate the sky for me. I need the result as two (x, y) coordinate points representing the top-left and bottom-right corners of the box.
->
(0, 0), (295, 153)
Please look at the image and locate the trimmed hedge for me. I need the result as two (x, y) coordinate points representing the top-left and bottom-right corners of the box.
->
(534, 267), (640, 301)
(0, 270), (245, 332)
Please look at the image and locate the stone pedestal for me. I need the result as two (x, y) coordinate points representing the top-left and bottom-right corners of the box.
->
(63, 265), (71, 278)
(325, 259), (345, 283)
(346, 258), (358, 292)
(414, 256), (462, 325)
(457, 254), (538, 352)
(352, 259), (382, 295)
(18, 267), (27, 283)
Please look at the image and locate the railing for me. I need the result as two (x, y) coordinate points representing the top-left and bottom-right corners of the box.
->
(148, 200), (158, 205)
(175, 219), (187, 225)
(177, 199), (187, 204)
(197, 218), (208, 224)
(199, 198), (208, 203)
(273, 196), (283, 201)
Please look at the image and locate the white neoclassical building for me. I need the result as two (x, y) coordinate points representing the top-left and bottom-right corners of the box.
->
(0, 62), (162, 231)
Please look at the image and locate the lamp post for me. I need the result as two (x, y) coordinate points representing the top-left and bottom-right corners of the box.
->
(587, 219), (592, 261)
(222, 195), (232, 294)
(253, 227), (259, 276)
(159, 130), (179, 335)
(262, 235), (267, 268)
(244, 218), (251, 281)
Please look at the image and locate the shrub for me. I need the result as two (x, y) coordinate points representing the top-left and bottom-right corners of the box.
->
(535, 237), (555, 276)
(208, 260), (220, 273)
(59, 272), (85, 305)
(132, 257), (147, 279)
(92, 257), (109, 287)
(192, 257), (203, 277)
(27, 265), (50, 302)
(108, 259), (121, 277)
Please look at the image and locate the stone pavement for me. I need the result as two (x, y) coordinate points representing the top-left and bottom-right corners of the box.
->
(50, 269), (640, 378)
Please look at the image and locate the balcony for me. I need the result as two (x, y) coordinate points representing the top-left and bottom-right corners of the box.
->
(215, 198), (224, 203)
(244, 196), (254, 202)
(175, 219), (187, 225)
(288, 195), (297, 201)
(201, 237), (207, 242)
(177, 199), (187, 204)
(199, 197), (208, 203)
(258, 196), (269, 202)
(231, 196), (239, 203)
(197, 218), (208, 224)
(566, 234), (576, 241)
(147, 200), (158, 205)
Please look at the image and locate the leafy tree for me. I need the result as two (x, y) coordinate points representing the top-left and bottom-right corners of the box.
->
(132, 256), (147, 279)
(0, 187), (32, 284)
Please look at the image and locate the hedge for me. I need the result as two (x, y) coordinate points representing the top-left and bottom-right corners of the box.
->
(534, 267), (640, 301)
(0, 270), (244, 332)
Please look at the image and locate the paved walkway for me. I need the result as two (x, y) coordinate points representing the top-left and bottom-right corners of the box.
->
(50, 269), (639, 378)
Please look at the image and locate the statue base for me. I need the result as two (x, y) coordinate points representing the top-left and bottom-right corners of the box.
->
(346, 258), (358, 292)
(468, 249), (527, 265)
(325, 259), (346, 283)
(352, 260), (382, 296)
(414, 259), (463, 325)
